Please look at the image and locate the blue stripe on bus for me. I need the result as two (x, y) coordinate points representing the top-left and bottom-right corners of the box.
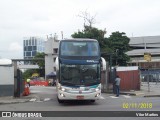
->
(62, 84), (99, 88)
(60, 59), (99, 65)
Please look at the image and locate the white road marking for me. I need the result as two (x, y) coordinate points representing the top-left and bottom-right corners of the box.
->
(44, 98), (51, 101)
(29, 98), (37, 102)
(110, 96), (119, 98)
(122, 95), (131, 98)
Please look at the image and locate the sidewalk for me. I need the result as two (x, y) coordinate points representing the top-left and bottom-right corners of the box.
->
(117, 82), (160, 97)
(0, 82), (160, 104)
(0, 94), (37, 104)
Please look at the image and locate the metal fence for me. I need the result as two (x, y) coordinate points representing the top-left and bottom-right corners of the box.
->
(140, 70), (160, 83)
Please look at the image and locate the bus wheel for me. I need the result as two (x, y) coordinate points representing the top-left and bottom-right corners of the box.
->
(90, 100), (95, 103)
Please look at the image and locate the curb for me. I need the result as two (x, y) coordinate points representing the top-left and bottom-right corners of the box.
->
(120, 92), (137, 96)
(0, 94), (38, 104)
(106, 91), (138, 96)
(144, 95), (160, 97)
(0, 99), (30, 104)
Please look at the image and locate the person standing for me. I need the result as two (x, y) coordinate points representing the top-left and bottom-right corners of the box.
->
(115, 75), (121, 97)
(26, 78), (31, 87)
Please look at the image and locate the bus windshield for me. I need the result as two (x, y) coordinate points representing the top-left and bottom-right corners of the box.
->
(60, 41), (99, 56)
(60, 64), (100, 86)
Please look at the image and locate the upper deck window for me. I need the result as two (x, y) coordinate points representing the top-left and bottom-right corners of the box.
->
(60, 41), (99, 57)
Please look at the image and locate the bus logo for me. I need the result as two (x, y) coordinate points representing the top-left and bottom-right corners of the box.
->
(87, 60), (95, 63)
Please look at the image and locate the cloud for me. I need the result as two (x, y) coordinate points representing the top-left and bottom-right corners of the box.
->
(0, 0), (160, 59)
(9, 42), (22, 51)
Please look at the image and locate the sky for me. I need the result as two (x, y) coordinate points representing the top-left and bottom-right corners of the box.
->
(0, 0), (160, 59)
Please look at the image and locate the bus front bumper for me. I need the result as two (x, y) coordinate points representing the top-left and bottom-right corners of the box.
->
(58, 91), (101, 100)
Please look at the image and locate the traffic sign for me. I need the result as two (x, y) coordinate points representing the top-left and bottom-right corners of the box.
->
(144, 52), (151, 62)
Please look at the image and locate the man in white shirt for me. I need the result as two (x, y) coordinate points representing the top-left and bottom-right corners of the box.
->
(115, 75), (121, 97)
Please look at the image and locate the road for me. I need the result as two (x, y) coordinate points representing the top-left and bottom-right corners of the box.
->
(0, 86), (159, 120)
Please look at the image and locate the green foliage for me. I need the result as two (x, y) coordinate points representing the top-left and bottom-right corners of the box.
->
(71, 26), (131, 66)
(33, 52), (45, 77)
(72, 26), (108, 52)
(107, 31), (131, 66)
(22, 52), (45, 79)
(33, 52), (45, 69)
(22, 69), (33, 80)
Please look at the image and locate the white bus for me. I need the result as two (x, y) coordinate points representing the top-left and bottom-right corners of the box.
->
(55, 39), (105, 103)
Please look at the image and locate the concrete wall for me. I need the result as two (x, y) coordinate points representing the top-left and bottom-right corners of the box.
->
(0, 66), (14, 96)
(45, 37), (59, 78)
(45, 55), (54, 76)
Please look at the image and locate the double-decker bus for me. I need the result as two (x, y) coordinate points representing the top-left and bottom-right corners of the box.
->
(56, 38), (105, 103)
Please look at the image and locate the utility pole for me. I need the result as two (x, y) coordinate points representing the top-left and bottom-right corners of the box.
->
(115, 49), (119, 65)
(61, 31), (63, 39)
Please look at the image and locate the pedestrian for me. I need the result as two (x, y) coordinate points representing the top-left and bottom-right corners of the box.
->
(114, 75), (121, 97)
(48, 80), (51, 86)
(26, 78), (31, 87)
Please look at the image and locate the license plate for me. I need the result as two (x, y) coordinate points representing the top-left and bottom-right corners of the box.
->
(76, 96), (84, 100)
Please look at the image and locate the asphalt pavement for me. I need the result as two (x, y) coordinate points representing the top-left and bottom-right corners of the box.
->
(0, 82), (160, 104)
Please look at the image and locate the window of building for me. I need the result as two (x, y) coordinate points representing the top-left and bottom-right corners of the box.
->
(26, 40), (28, 46)
(28, 46), (32, 51)
(53, 48), (58, 53)
(32, 39), (34, 46)
(29, 40), (31, 46)
(54, 67), (56, 71)
(32, 51), (37, 56)
(24, 46), (27, 51)
(53, 57), (56, 62)
(23, 40), (25, 46)
(26, 52), (31, 57)
(33, 46), (37, 50)
(35, 39), (37, 45)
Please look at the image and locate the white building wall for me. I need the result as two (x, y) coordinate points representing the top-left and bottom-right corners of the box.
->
(0, 66), (14, 85)
(0, 65), (14, 96)
(45, 37), (59, 78)
(45, 55), (54, 76)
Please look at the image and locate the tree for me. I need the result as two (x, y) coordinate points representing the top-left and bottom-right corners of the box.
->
(72, 12), (131, 66)
(107, 31), (130, 66)
(33, 52), (45, 69)
(33, 52), (45, 77)
(22, 52), (45, 79)
(78, 10), (96, 28)
(23, 69), (33, 80)
(72, 25), (109, 53)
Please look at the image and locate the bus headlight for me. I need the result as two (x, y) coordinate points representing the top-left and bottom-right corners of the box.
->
(61, 88), (66, 92)
(95, 86), (101, 92)
(60, 93), (65, 97)
(59, 87), (66, 92)
(95, 88), (100, 92)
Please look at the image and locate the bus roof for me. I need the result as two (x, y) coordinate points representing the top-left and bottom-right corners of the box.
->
(61, 38), (98, 42)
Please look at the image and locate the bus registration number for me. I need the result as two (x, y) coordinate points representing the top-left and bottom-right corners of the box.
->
(76, 96), (84, 100)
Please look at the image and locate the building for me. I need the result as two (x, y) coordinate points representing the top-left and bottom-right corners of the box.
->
(23, 37), (45, 59)
(0, 59), (14, 96)
(127, 35), (160, 69)
(45, 35), (59, 78)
